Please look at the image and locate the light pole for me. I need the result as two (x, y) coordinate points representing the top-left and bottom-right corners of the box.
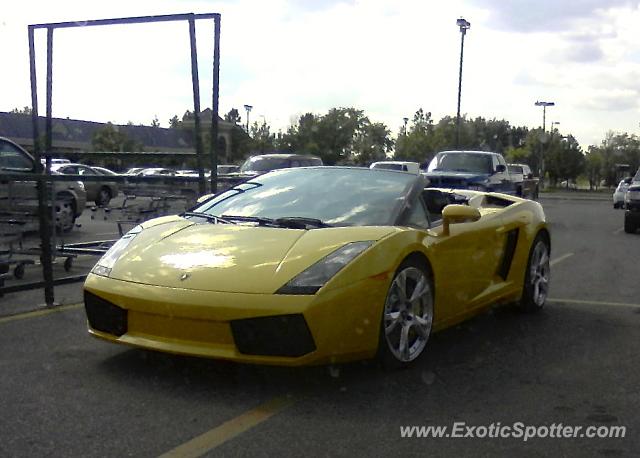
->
(243, 104), (253, 132)
(403, 117), (409, 135)
(456, 17), (470, 149)
(535, 100), (555, 187)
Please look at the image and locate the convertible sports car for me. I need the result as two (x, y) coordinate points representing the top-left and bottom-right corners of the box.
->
(83, 167), (550, 367)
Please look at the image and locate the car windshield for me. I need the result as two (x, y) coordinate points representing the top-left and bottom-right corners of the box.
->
(240, 157), (292, 173)
(194, 167), (417, 226)
(427, 152), (493, 174)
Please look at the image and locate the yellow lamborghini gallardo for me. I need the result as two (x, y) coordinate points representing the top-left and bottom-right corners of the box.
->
(84, 167), (550, 367)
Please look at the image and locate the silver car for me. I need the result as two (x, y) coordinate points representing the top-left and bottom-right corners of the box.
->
(52, 163), (119, 206)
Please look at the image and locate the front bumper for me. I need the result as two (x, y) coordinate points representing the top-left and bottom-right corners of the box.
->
(83, 272), (390, 366)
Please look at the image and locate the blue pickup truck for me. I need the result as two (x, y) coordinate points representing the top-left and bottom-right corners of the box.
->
(422, 150), (516, 195)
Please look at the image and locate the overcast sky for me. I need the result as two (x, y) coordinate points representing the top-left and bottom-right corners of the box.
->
(2, 0), (640, 149)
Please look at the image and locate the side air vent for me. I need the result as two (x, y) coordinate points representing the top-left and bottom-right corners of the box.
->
(497, 228), (519, 280)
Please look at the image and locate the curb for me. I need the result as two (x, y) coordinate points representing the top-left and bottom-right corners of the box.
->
(539, 194), (611, 202)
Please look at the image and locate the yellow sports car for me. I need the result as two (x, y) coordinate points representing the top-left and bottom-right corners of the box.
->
(83, 167), (550, 367)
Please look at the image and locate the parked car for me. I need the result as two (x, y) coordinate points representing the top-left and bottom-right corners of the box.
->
(624, 183), (640, 233)
(123, 167), (145, 176)
(423, 150), (516, 195)
(51, 163), (119, 206)
(91, 166), (119, 176)
(220, 153), (323, 190)
(217, 164), (239, 175)
(136, 167), (176, 176)
(0, 136), (86, 232)
(370, 161), (420, 174)
(84, 166), (550, 367)
(508, 163), (539, 199)
(613, 178), (632, 209)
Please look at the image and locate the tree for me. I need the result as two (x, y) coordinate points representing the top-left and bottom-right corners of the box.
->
(91, 123), (142, 152)
(151, 115), (160, 128)
(545, 134), (584, 186)
(224, 108), (242, 125)
(168, 115), (180, 129)
(10, 106), (32, 115)
(353, 122), (394, 165)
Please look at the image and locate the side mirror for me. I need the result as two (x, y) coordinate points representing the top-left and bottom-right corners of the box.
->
(495, 164), (506, 173)
(442, 204), (481, 236)
(196, 193), (214, 204)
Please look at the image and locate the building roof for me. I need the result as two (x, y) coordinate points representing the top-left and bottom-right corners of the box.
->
(0, 111), (233, 152)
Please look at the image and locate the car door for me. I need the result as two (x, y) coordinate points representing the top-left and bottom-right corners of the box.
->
(0, 139), (38, 218)
(422, 195), (506, 318)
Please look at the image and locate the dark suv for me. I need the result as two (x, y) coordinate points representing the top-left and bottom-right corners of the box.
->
(624, 168), (640, 233)
(0, 137), (86, 232)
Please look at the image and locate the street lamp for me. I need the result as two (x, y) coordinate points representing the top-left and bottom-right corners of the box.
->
(535, 100), (555, 187)
(456, 17), (470, 149)
(243, 104), (253, 132)
(403, 117), (409, 135)
(550, 121), (560, 132)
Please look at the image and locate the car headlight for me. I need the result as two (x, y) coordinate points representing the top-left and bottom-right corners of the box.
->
(91, 225), (143, 277)
(276, 241), (374, 295)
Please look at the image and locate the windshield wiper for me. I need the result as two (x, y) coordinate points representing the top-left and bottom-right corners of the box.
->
(221, 215), (332, 229)
(274, 217), (332, 228)
(221, 215), (276, 226)
(182, 211), (235, 224)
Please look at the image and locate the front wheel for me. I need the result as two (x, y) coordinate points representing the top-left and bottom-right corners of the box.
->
(624, 214), (636, 233)
(378, 259), (434, 368)
(54, 195), (77, 234)
(520, 234), (550, 312)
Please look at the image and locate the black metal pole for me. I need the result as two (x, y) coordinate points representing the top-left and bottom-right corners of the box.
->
(29, 26), (56, 306)
(46, 27), (53, 168)
(188, 16), (206, 196)
(209, 15), (220, 194)
(456, 30), (466, 150)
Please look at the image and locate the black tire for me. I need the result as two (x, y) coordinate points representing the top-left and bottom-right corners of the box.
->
(13, 263), (25, 280)
(624, 214), (636, 234)
(95, 187), (112, 206)
(64, 257), (73, 272)
(519, 233), (550, 312)
(377, 257), (434, 369)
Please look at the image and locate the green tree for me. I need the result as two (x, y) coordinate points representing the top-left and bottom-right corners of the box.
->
(151, 115), (160, 127)
(353, 122), (394, 165)
(545, 134), (584, 186)
(91, 123), (142, 152)
(224, 108), (242, 125)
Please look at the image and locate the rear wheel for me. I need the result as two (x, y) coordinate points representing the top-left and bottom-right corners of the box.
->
(378, 259), (434, 368)
(520, 234), (550, 312)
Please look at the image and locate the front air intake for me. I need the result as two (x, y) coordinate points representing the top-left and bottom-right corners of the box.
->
(84, 291), (128, 336)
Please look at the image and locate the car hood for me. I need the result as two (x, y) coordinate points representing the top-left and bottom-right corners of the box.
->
(108, 216), (396, 293)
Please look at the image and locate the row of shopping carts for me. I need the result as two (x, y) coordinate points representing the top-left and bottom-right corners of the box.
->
(1, 181), (197, 295)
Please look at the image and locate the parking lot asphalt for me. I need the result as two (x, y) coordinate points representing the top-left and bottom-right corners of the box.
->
(0, 196), (638, 457)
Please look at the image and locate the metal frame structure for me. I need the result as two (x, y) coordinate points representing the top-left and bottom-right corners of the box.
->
(25, 12), (221, 306)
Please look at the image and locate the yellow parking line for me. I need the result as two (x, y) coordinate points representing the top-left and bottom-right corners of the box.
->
(159, 396), (295, 458)
(550, 252), (573, 266)
(0, 303), (83, 324)
(549, 298), (640, 308)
